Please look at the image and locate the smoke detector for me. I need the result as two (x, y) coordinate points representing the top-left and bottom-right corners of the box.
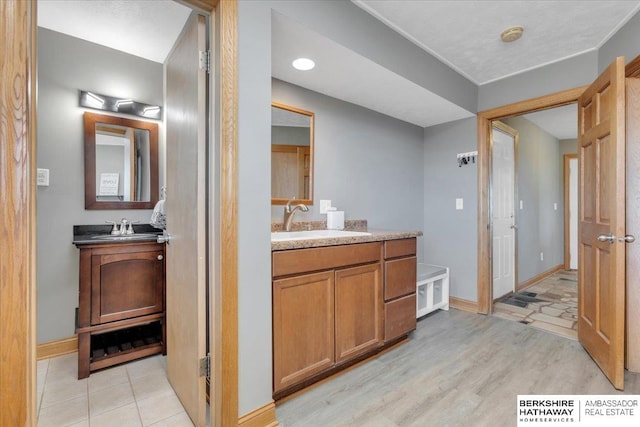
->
(501, 26), (524, 43)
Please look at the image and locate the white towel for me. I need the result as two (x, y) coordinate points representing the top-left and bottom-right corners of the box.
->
(150, 199), (166, 230)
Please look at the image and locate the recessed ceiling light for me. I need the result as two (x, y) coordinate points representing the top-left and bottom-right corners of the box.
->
(292, 58), (315, 71)
(501, 26), (524, 43)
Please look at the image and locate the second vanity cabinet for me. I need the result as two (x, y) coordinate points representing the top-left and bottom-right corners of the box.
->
(272, 238), (414, 398)
(75, 240), (166, 379)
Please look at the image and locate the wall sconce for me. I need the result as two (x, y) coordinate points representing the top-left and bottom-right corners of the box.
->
(79, 90), (162, 120)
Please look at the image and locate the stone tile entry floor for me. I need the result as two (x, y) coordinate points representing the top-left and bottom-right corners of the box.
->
(493, 270), (578, 340)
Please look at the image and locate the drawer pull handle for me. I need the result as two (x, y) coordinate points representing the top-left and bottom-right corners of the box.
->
(157, 255), (164, 261)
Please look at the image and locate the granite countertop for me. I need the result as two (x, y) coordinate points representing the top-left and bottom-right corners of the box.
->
(271, 228), (423, 251)
(73, 224), (163, 245)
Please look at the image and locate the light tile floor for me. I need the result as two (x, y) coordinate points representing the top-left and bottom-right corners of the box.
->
(37, 353), (194, 427)
(493, 270), (578, 340)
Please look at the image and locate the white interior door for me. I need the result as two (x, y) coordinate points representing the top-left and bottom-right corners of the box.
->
(569, 157), (578, 269)
(165, 12), (208, 425)
(492, 124), (516, 299)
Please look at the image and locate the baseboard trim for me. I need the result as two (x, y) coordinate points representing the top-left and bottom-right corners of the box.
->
(449, 297), (478, 313)
(517, 264), (564, 292)
(238, 401), (279, 427)
(37, 336), (78, 360)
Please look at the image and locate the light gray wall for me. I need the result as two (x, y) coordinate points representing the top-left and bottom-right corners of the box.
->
(478, 51), (598, 111)
(559, 139), (578, 157)
(36, 28), (163, 343)
(423, 118), (478, 302)
(502, 117), (564, 283)
(271, 79), (425, 239)
(272, 126), (310, 146)
(599, 11), (640, 72)
(237, 0), (273, 416)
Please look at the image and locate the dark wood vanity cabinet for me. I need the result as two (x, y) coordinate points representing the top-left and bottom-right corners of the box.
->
(76, 241), (166, 378)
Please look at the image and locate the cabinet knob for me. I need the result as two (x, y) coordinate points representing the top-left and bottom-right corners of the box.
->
(157, 254), (164, 261)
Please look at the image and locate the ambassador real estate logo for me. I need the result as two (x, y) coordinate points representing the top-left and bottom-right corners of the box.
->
(517, 395), (640, 426)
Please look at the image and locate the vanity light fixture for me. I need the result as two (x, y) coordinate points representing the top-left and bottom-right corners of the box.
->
(115, 99), (133, 109)
(501, 26), (524, 43)
(86, 91), (105, 107)
(292, 57), (315, 71)
(79, 90), (162, 120)
(142, 106), (161, 118)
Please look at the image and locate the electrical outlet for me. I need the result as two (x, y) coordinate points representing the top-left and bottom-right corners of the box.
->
(540, 252), (544, 261)
(320, 200), (332, 214)
(455, 198), (463, 210)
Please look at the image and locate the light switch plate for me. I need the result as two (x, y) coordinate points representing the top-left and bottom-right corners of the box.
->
(554, 202), (558, 210)
(37, 168), (50, 186)
(520, 200), (524, 210)
(455, 198), (463, 210)
(320, 200), (332, 214)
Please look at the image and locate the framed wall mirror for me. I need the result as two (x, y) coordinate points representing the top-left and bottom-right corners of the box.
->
(84, 112), (159, 210)
(271, 102), (314, 205)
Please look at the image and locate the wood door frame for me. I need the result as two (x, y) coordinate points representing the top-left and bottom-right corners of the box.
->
(0, 1), (37, 425)
(479, 57), (640, 314)
(477, 86), (587, 314)
(0, 0), (239, 425)
(563, 154), (578, 270)
(490, 121), (519, 301)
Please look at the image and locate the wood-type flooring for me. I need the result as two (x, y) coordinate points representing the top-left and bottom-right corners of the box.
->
(276, 309), (640, 426)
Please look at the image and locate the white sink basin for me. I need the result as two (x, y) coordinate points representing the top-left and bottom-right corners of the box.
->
(271, 230), (371, 242)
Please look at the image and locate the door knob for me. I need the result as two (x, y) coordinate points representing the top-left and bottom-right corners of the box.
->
(510, 224), (518, 230)
(597, 234), (615, 243)
(157, 233), (171, 244)
(619, 235), (636, 243)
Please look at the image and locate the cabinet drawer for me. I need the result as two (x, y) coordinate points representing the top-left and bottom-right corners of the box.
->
(272, 242), (382, 277)
(384, 293), (416, 342)
(384, 238), (416, 259)
(384, 256), (417, 301)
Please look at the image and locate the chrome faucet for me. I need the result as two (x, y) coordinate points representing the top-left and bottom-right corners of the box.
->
(283, 198), (309, 231)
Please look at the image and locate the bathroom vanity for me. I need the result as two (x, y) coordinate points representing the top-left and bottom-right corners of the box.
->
(271, 229), (420, 399)
(73, 225), (165, 379)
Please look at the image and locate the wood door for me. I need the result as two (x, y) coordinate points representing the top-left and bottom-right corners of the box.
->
(335, 263), (383, 363)
(578, 57), (626, 390)
(272, 271), (335, 393)
(491, 123), (517, 299)
(165, 12), (208, 425)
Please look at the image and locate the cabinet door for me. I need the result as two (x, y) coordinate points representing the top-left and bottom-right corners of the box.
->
(335, 263), (383, 363)
(273, 271), (335, 393)
(91, 248), (165, 325)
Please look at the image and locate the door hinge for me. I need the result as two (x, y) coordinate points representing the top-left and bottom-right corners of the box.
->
(199, 354), (210, 378)
(199, 50), (210, 73)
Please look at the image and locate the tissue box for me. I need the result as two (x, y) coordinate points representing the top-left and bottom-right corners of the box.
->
(327, 211), (344, 230)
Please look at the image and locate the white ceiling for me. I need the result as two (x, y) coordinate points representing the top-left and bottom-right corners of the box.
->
(37, 0), (191, 63)
(36, 0), (639, 135)
(354, 0), (640, 85)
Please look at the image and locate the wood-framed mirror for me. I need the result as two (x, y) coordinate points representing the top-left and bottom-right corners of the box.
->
(271, 102), (314, 205)
(83, 112), (159, 210)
